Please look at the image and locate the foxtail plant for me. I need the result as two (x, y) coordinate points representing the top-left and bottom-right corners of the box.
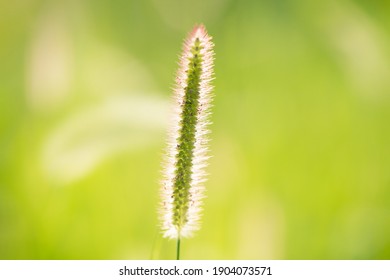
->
(160, 24), (214, 260)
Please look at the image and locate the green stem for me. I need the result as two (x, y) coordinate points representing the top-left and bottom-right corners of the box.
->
(176, 237), (181, 260)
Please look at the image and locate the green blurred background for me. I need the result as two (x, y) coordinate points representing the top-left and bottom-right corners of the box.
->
(1, 0), (390, 259)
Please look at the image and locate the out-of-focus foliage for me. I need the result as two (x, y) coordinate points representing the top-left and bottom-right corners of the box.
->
(0, 0), (389, 259)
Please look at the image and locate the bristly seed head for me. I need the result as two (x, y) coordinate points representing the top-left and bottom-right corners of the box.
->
(160, 24), (214, 239)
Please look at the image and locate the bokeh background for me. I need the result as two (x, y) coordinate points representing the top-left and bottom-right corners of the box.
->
(1, 0), (390, 259)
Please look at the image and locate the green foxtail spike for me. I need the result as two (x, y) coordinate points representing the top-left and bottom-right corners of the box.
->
(160, 25), (215, 240)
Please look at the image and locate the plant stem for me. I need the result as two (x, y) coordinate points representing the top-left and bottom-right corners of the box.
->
(176, 236), (181, 260)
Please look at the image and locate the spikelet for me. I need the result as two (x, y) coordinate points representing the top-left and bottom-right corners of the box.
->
(160, 25), (215, 239)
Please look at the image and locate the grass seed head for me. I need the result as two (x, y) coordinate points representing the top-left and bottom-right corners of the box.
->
(160, 24), (215, 239)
